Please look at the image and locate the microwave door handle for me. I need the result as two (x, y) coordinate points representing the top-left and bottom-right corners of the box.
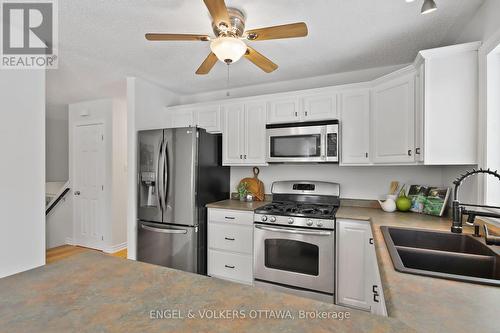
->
(156, 138), (164, 211)
(255, 224), (332, 236)
(321, 127), (327, 160)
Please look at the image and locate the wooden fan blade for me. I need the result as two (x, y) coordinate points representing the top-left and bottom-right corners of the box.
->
(145, 33), (210, 41)
(196, 52), (218, 75)
(246, 22), (308, 41)
(244, 47), (278, 73)
(203, 0), (230, 28)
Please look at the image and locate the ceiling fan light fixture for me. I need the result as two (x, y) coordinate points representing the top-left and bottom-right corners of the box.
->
(210, 37), (247, 64)
(421, 0), (437, 14)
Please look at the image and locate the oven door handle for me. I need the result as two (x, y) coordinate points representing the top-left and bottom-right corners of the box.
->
(255, 225), (333, 236)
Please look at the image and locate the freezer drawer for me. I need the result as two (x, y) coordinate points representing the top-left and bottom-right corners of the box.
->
(137, 221), (198, 273)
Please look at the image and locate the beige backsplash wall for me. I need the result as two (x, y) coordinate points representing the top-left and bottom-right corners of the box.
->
(230, 164), (478, 203)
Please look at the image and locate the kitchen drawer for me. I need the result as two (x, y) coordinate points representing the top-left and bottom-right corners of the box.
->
(208, 209), (254, 226)
(208, 249), (253, 285)
(208, 222), (253, 254)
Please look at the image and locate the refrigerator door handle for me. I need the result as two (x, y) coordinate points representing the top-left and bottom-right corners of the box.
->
(141, 224), (188, 234)
(156, 137), (165, 212)
(162, 139), (170, 211)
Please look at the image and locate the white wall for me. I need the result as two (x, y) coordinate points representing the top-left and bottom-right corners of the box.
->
(46, 104), (69, 182)
(126, 77), (179, 260)
(231, 165), (473, 201)
(455, 0), (500, 44)
(0, 69), (45, 278)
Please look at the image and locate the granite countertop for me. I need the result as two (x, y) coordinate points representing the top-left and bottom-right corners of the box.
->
(0, 252), (412, 332)
(206, 199), (271, 211)
(337, 206), (500, 333)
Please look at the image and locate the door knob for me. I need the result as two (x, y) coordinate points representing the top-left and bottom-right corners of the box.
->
(74, 191), (81, 196)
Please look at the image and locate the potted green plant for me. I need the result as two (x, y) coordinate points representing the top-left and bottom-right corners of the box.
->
(237, 182), (249, 201)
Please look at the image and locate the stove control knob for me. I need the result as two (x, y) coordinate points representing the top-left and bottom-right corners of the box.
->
(316, 221), (323, 228)
(261, 215), (268, 222)
(288, 217), (294, 224)
(270, 216), (276, 223)
(306, 219), (313, 226)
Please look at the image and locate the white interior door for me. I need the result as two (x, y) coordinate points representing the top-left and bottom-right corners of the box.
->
(73, 123), (105, 250)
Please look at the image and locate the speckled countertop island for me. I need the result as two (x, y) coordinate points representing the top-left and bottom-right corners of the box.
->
(1, 204), (499, 332)
(0, 251), (411, 333)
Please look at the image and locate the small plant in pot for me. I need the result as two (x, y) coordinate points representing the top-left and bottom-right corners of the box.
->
(237, 182), (249, 201)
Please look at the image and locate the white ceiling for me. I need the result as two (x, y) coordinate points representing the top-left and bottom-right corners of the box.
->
(47, 0), (485, 106)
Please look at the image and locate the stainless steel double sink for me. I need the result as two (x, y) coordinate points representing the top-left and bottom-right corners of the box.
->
(382, 226), (500, 286)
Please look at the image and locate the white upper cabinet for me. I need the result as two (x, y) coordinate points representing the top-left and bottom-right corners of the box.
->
(222, 103), (245, 165)
(195, 105), (222, 133)
(418, 42), (479, 165)
(223, 101), (267, 166)
(267, 97), (300, 124)
(171, 108), (194, 128)
(371, 70), (416, 164)
(340, 89), (371, 165)
(302, 93), (338, 121)
(166, 105), (223, 133)
(244, 102), (267, 165)
(267, 93), (338, 124)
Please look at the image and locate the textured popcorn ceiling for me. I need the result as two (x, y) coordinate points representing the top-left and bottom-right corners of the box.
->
(47, 0), (484, 105)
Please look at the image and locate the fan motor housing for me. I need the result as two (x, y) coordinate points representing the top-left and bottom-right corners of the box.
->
(212, 8), (246, 37)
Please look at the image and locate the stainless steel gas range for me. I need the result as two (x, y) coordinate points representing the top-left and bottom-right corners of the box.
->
(253, 181), (340, 303)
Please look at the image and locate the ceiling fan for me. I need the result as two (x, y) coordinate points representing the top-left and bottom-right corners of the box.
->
(145, 0), (308, 75)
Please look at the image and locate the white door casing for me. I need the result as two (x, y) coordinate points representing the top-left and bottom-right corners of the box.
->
(73, 123), (105, 250)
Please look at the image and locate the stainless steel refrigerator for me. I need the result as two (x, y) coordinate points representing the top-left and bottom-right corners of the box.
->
(137, 127), (229, 274)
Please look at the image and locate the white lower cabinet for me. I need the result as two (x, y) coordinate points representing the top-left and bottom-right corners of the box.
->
(207, 208), (254, 285)
(336, 219), (387, 316)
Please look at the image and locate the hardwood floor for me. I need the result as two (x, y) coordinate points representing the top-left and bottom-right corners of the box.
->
(46, 245), (128, 264)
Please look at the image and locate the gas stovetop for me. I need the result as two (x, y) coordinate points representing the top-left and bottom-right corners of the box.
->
(254, 181), (340, 229)
(254, 202), (338, 219)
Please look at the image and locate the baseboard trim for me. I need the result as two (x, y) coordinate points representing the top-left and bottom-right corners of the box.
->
(102, 242), (127, 254)
(65, 237), (76, 246)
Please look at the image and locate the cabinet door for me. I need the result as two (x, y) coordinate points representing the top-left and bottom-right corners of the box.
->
(372, 73), (415, 163)
(302, 94), (338, 121)
(267, 98), (300, 124)
(222, 104), (245, 165)
(196, 105), (222, 133)
(171, 109), (194, 128)
(244, 101), (267, 165)
(337, 219), (387, 315)
(336, 219), (372, 311)
(340, 90), (371, 164)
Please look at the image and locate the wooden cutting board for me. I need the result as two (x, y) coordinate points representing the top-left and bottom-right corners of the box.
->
(239, 167), (265, 201)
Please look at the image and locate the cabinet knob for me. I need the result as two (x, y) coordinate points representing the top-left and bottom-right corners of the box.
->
(408, 149), (412, 157)
(415, 148), (421, 155)
(365, 152), (369, 158)
(240, 154), (243, 159)
(244, 155), (247, 159)
(305, 111), (308, 116)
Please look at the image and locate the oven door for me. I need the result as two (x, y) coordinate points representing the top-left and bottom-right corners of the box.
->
(325, 123), (339, 162)
(254, 224), (334, 294)
(267, 125), (326, 163)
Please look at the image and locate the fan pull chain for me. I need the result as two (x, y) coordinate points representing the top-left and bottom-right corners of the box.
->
(226, 63), (230, 97)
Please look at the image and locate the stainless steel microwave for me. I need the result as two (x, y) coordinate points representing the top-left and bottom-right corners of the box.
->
(266, 120), (339, 163)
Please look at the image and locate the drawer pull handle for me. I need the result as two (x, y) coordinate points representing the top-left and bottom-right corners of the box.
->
(225, 216), (235, 220)
(224, 265), (235, 269)
(224, 237), (235, 241)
